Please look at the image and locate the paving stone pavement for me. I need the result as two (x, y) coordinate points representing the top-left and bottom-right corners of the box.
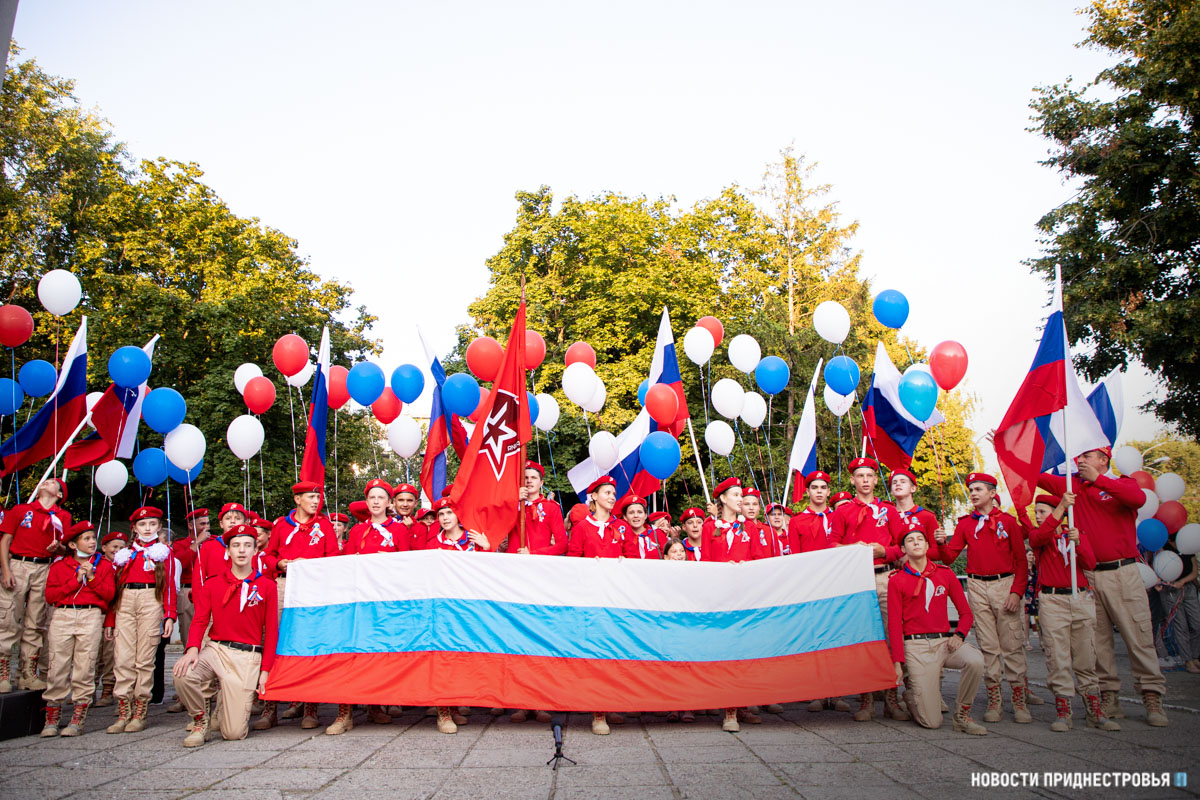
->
(2, 635), (1199, 800)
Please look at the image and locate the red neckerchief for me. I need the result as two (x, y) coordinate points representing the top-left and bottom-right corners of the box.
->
(804, 506), (832, 537)
(222, 569), (264, 611)
(853, 497), (888, 530)
(902, 560), (938, 610)
(970, 507), (1007, 540)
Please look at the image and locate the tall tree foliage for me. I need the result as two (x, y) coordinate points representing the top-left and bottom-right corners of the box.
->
(1029, 0), (1200, 435)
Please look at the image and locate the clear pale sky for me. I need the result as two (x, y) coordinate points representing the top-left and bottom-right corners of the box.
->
(12, 1), (1167, 459)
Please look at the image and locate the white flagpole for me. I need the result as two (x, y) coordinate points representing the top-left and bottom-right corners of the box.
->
(1057, 264), (1078, 595)
(26, 412), (92, 503)
(686, 418), (710, 503)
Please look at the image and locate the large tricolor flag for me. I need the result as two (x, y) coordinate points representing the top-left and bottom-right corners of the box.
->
(787, 359), (822, 503)
(65, 335), (159, 470)
(418, 329), (469, 503)
(567, 308), (689, 501)
(448, 302), (531, 546)
(299, 327), (330, 485)
(261, 545), (895, 709)
(1, 318), (88, 476)
(862, 343), (944, 471)
(995, 279), (1109, 509)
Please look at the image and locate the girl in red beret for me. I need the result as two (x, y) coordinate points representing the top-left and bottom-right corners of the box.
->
(566, 476), (624, 560)
(619, 496), (668, 560)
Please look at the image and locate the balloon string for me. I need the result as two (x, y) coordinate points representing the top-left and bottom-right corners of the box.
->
(837, 416), (843, 492)
(258, 449), (267, 517)
(545, 430), (565, 518)
(765, 396), (777, 503)
(582, 411), (592, 439)
(734, 420), (758, 492)
(369, 417), (381, 475)
(752, 427), (770, 504)
(89, 466), (95, 524)
(333, 409), (339, 518)
(704, 361), (715, 487)
(296, 384), (309, 427)
(287, 386), (299, 482)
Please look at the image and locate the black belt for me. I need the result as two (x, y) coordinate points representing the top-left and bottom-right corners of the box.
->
(124, 582), (155, 589)
(57, 604), (103, 609)
(873, 565), (892, 574)
(1041, 586), (1085, 595)
(1094, 557), (1137, 572)
(215, 639), (263, 654)
(904, 632), (951, 641)
(10, 554), (51, 564)
(968, 572), (1013, 581)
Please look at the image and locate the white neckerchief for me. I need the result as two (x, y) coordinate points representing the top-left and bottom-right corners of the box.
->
(370, 519), (394, 548)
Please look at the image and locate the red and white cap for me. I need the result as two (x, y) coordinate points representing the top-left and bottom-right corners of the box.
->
(128, 506), (163, 523)
(364, 479), (393, 499)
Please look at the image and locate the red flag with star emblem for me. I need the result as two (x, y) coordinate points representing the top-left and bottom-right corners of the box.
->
(449, 302), (530, 549)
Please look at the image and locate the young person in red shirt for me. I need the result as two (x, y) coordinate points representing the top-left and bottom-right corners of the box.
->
(760, 503), (792, 558)
(887, 527), (986, 735)
(166, 507), (208, 714)
(196, 503), (249, 587)
(830, 457), (908, 722)
(937, 472), (1029, 724)
(93, 530), (126, 708)
(789, 471), (835, 555)
(890, 469), (942, 563)
(620, 495), (668, 560)
(679, 508), (705, 561)
(343, 479), (409, 556)
(702, 477), (753, 565)
(173, 524), (278, 746)
(390, 483), (428, 550)
(566, 476), (624, 561)
(40, 522), (116, 737)
(510, 461), (567, 556)
(0, 477), (71, 693)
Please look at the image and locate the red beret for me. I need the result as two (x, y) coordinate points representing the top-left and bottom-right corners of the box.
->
(348, 501), (369, 522)
(329, 512), (349, 523)
(848, 457), (878, 474)
(525, 460), (545, 476)
(249, 515), (273, 529)
(901, 527), (929, 544)
(101, 530), (128, 546)
(48, 478), (67, 502)
(648, 511), (671, 524)
(128, 506), (163, 523)
(364, 479), (393, 499)
(831, 491), (853, 505)
(219, 503), (249, 518)
(1035, 493), (1062, 508)
(225, 524), (257, 544)
(805, 471), (832, 486)
(617, 495), (647, 515)
(679, 507), (705, 522)
(416, 507), (435, 520)
(185, 508), (208, 522)
(63, 520), (94, 543)
(586, 475), (615, 495)
(890, 468), (918, 487)
(966, 472), (998, 488)
(743, 487), (761, 500)
(1080, 446), (1113, 460)
(431, 497), (454, 513)
(292, 481), (323, 495)
(392, 483), (419, 499)
(568, 503), (589, 526)
(765, 503), (788, 516)
(714, 477), (741, 497)
(440, 484), (454, 498)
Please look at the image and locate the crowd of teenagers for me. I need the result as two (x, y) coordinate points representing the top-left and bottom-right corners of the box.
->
(0, 444), (1175, 748)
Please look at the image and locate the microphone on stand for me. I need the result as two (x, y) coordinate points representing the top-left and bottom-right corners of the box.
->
(547, 714), (576, 770)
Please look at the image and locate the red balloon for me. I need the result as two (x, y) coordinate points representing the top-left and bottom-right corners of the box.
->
(272, 334), (309, 377)
(0, 305), (34, 348)
(1156, 500), (1188, 534)
(1130, 470), (1156, 491)
(470, 387), (491, 422)
(372, 388), (402, 425)
(565, 341), (597, 369)
(696, 316), (724, 346)
(525, 331), (546, 370)
(244, 376), (276, 415)
(466, 336), (504, 382)
(929, 340), (968, 391)
(327, 365), (349, 410)
(645, 384), (679, 426)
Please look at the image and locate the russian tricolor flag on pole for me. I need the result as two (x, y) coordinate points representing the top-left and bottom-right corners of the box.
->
(1, 318), (88, 476)
(262, 545), (895, 709)
(299, 326), (330, 485)
(65, 334), (159, 470)
(786, 359), (822, 503)
(418, 328), (469, 503)
(567, 307), (688, 501)
(862, 343), (944, 471)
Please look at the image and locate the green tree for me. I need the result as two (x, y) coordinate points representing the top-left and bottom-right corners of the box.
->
(1128, 436), (1200, 519)
(1028, 0), (1200, 435)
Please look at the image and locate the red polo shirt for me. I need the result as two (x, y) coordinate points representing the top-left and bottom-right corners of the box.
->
(188, 567), (279, 671)
(830, 497), (906, 565)
(0, 502), (73, 559)
(1037, 473), (1145, 563)
(942, 507), (1028, 596)
(343, 518), (410, 555)
(1026, 515), (1098, 590)
(264, 512), (339, 574)
(45, 555), (116, 610)
(789, 507), (834, 554)
(886, 561), (974, 663)
(567, 515), (624, 558)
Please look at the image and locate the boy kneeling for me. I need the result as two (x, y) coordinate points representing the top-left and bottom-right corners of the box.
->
(172, 525), (277, 746)
(888, 527), (987, 735)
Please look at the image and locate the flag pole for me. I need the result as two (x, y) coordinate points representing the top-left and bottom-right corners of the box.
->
(518, 273), (528, 553)
(685, 418), (710, 503)
(26, 411), (92, 503)
(1056, 264), (1078, 595)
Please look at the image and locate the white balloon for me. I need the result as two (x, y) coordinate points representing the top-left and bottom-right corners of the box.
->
(740, 391), (767, 428)
(1136, 489), (1160, 524)
(711, 378), (746, 420)
(582, 377), (606, 414)
(286, 361), (314, 388)
(1153, 550), (1184, 583)
(387, 416), (423, 459)
(37, 269), (82, 316)
(233, 363), (263, 394)
(588, 431), (619, 472)
(1176, 523), (1200, 556)
(563, 362), (598, 407)
(683, 326), (715, 366)
(84, 391), (104, 428)
(705, 420), (735, 457)
(95, 460), (128, 498)
(823, 385), (857, 417)
(904, 363), (932, 377)
(226, 415), (265, 460)
(1156, 472), (1186, 503)
(534, 393), (560, 432)
(164, 423), (206, 470)
(812, 301), (851, 345)
(1137, 561), (1159, 589)
(727, 334), (761, 374)
(1112, 445), (1143, 476)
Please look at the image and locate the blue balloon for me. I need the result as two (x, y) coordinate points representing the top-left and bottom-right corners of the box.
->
(639, 431), (682, 480)
(18, 360), (56, 398)
(1137, 518), (1169, 552)
(898, 370), (938, 422)
(390, 364), (425, 404)
(442, 373), (481, 417)
(873, 289), (910, 329)
(823, 356), (860, 396)
(527, 391), (539, 425)
(755, 356), (790, 395)
(637, 379), (650, 407)
(108, 346), (152, 389)
(133, 447), (169, 487)
(0, 378), (23, 415)
(142, 387), (186, 434)
(167, 456), (203, 486)
(347, 362), (385, 406)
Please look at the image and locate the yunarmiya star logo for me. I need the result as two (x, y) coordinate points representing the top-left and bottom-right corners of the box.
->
(480, 388), (521, 480)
